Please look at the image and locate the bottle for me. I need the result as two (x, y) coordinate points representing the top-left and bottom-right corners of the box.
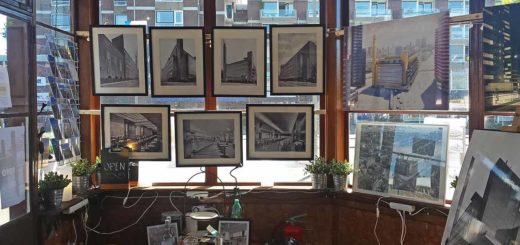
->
(95, 163), (103, 188)
(231, 198), (242, 219)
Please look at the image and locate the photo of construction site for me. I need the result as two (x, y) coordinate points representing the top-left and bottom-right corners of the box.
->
(354, 123), (448, 204)
(483, 4), (520, 111)
(346, 12), (450, 110)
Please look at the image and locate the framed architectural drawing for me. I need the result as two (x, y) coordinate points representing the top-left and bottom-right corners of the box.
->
(270, 25), (324, 95)
(101, 104), (171, 161)
(212, 27), (266, 97)
(90, 26), (148, 95)
(150, 27), (205, 97)
(174, 111), (242, 167)
(353, 123), (449, 204)
(442, 130), (520, 244)
(246, 104), (314, 160)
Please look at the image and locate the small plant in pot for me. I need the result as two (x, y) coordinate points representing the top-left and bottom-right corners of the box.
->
(39, 172), (71, 210)
(304, 156), (329, 189)
(70, 159), (96, 194)
(330, 159), (353, 191)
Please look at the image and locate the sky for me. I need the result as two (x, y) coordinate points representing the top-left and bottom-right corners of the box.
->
(0, 15), (7, 55)
(222, 38), (256, 64)
(159, 38), (196, 67)
(102, 33), (138, 62)
(277, 33), (315, 65)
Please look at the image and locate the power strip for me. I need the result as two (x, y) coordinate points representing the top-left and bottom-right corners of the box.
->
(389, 202), (415, 213)
(63, 199), (89, 214)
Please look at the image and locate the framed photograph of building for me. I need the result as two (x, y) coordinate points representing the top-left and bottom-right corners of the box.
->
(270, 25), (324, 95)
(147, 222), (179, 245)
(246, 104), (314, 160)
(90, 26), (147, 96)
(218, 219), (250, 245)
(353, 123), (449, 205)
(442, 130), (520, 245)
(212, 27), (266, 97)
(174, 111), (242, 167)
(101, 105), (171, 161)
(344, 12), (450, 110)
(150, 27), (205, 97)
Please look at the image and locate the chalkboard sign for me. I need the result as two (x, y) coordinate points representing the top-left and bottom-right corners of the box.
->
(99, 148), (138, 184)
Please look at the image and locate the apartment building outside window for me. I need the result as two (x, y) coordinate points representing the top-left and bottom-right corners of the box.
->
(115, 14), (128, 25)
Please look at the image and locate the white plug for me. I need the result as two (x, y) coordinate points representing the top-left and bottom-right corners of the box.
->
(123, 197), (128, 206)
(389, 202), (415, 213)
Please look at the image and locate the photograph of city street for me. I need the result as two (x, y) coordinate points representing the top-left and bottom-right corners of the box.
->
(353, 123), (448, 204)
(218, 220), (250, 245)
(443, 130), (520, 245)
(102, 105), (171, 160)
(175, 112), (242, 166)
(151, 28), (204, 96)
(345, 12), (450, 110)
(483, 4), (520, 111)
(271, 26), (323, 94)
(213, 28), (266, 96)
(247, 105), (313, 160)
(92, 27), (146, 95)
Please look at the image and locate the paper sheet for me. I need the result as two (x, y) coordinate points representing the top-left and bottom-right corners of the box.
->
(0, 66), (12, 108)
(0, 126), (26, 209)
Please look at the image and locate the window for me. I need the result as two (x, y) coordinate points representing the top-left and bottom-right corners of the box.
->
(115, 14), (128, 25)
(226, 3), (234, 19)
(36, 0), (72, 32)
(174, 10), (183, 25)
(156, 11), (174, 26)
(114, 0), (127, 6)
(261, 2), (278, 17)
(308, 1), (319, 17)
(402, 1), (418, 17)
(356, 1), (371, 17)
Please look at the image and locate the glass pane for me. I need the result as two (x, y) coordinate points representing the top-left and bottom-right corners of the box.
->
(484, 115), (514, 130)
(156, 11), (174, 23)
(36, 0), (73, 32)
(348, 113), (469, 200)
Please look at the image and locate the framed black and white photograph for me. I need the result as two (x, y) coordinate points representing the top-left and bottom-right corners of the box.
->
(101, 105), (171, 161)
(246, 104), (314, 160)
(90, 26), (147, 96)
(353, 123), (449, 205)
(218, 219), (250, 245)
(147, 222), (179, 245)
(212, 27), (266, 97)
(270, 25), (324, 95)
(174, 111), (242, 167)
(150, 27), (205, 97)
(442, 130), (520, 244)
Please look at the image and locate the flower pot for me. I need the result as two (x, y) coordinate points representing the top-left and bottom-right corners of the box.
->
(311, 174), (327, 189)
(333, 175), (348, 191)
(72, 176), (89, 194)
(41, 188), (64, 210)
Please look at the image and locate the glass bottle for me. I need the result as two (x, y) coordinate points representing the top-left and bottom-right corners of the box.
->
(231, 198), (242, 219)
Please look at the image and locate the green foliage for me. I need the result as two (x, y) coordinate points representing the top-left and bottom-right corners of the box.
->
(450, 176), (459, 189)
(502, 0), (520, 4)
(330, 159), (353, 176)
(38, 172), (71, 191)
(304, 156), (330, 175)
(70, 159), (96, 176)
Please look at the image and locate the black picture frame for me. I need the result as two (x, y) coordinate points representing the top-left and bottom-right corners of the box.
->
(174, 111), (243, 167)
(218, 219), (251, 245)
(246, 104), (314, 160)
(269, 25), (325, 95)
(212, 27), (267, 97)
(101, 104), (171, 161)
(149, 27), (206, 97)
(90, 25), (148, 96)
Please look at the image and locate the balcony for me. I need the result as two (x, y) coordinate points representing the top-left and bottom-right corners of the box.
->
(114, 0), (127, 7)
(352, 9), (392, 24)
(260, 9), (297, 23)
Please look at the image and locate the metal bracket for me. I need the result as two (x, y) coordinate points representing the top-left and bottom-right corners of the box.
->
(204, 33), (212, 48)
(75, 31), (90, 41)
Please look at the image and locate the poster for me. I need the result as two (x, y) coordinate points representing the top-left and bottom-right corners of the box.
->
(345, 12), (450, 110)
(0, 66), (12, 108)
(0, 126), (26, 208)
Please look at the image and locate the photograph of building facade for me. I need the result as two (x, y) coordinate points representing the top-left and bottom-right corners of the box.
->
(278, 33), (317, 87)
(221, 39), (257, 85)
(109, 112), (163, 153)
(346, 12), (450, 110)
(354, 123), (448, 204)
(182, 119), (236, 159)
(219, 220), (250, 245)
(483, 3), (520, 111)
(160, 39), (196, 85)
(98, 34), (139, 87)
(254, 112), (307, 152)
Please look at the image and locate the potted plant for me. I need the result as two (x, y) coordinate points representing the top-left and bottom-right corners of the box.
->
(70, 159), (96, 193)
(330, 159), (353, 191)
(304, 156), (329, 189)
(39, 172), (71, 210)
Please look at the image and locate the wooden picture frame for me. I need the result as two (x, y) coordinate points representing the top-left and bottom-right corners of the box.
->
(218, 219), (251, 245)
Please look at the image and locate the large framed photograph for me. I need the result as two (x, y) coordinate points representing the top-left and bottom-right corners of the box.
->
(101, 104), (171, 161)
(270, 25), (324, 95)
(246, 104), (314, 160)
(353, 123), (448, 205)
(218, 219), (250, 245)
(212, 27), (266, 97)
(150, 27), (205, 97)
(90, 26), (147, 96)
(442, 130), (520, 244)
(147, 222), (179, 245)
(175, 111), (242, 167)
(344, 12), (450, 110)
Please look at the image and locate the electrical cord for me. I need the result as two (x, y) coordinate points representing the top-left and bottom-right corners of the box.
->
(72, 216), (77, 245)
(374, 196), (389, 245)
